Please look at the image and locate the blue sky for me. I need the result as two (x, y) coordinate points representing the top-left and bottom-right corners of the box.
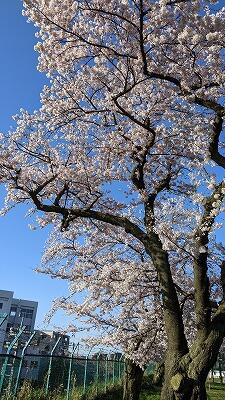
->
(0, 1), (70, 332)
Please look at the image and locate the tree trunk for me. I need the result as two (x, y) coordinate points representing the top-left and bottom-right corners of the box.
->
(159, 346), (215, 400)
(159, 308), (225, 400)
(160, 350), (218, 400)
(160, 356), (208, 400)
(218, 359), (223, 384)
(161, 373), (207, 400)
(123, 359), (144, 400)
(153, 362), (165, 386)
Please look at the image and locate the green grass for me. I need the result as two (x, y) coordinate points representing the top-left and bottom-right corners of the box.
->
(207, 382), (225, 400)
(1, 379), (225, 400)
(0, 381), (123, 400)
(139, 382), (225, 400)
(139, 376), (160, 400)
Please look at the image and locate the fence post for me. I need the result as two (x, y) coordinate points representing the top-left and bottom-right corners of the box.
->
(113, 354), (116, 384)
(83, 355), (88, 394)
(104, 355), (109, 393)
(118, 354), (123, 381)
(83, 347), (92, 394)
(0, 326), (26, 394)
(45, 336), (61, 395)
(14, 331), (36, 397)
(96, 354), (100, 395)
(66, 343), (79, 400)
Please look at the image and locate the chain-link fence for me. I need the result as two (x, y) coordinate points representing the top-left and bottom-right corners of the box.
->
(0, 351), (125, 399)
(0, 323), (125, 399)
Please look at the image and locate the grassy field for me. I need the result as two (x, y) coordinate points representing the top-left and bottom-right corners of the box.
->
(207, 382), (225, 400)
(87, 381), (225, 400)
(139, 382), (225, 400)
(1, 380), (224, 399)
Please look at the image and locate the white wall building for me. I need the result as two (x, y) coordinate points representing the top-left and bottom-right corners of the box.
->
(0, 289), (38, 352)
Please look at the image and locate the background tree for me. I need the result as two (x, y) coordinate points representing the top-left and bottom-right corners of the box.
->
(0, 0), (225, 399)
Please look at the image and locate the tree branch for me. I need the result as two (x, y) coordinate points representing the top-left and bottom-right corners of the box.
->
(209, 115), (225, 169)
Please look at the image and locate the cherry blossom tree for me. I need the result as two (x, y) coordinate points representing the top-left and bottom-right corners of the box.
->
(0, 0), (225, 399)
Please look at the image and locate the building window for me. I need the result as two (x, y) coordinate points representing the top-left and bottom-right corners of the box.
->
(19, 308), (34, 319)
(0, 303), (3, 310)
(10, 306), (17, 317)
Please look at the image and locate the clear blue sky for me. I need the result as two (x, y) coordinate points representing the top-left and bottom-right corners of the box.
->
(0, 0), (70, 332)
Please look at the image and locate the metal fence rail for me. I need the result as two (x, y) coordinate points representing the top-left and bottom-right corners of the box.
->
(0, 323), (125, 399)
(0, 351), (124, 399)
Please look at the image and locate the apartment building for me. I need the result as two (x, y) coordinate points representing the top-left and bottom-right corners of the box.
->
(0, 289), (38, 352)
(0, 289), (70, 383)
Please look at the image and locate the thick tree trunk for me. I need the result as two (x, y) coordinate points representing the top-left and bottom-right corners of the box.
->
(161, 372), (207, 400)
(218, 360), (223, 384)
(159, 301), (225, 400)
(160, 342), (221, 399)
(123, 359), (144, 400)
(160, 351), (207, 400)
(161, 374), (207, 400)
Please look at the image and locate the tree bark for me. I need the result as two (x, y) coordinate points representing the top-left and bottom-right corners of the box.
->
(218, 359), (223, 384)
(123, 359), (144, 400)
(153, 362), (165, 386)
(160, 327), (225, 400)
(161, 372), (207, 400)
(160, 355), (208, 400)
